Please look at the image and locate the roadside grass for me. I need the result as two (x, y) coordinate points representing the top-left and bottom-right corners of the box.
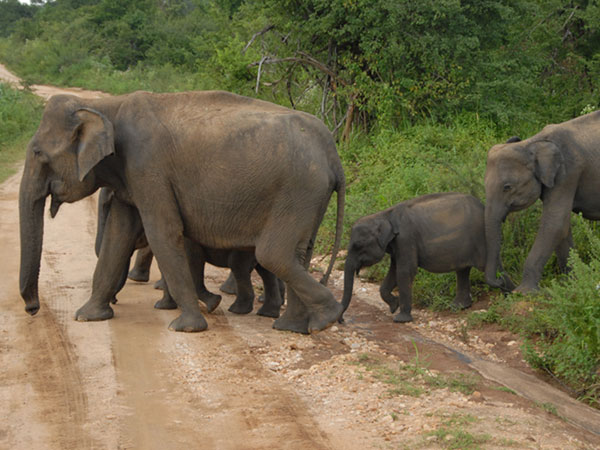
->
(421, 412), (491, 450)
(351, 349), (478, 398)
(466, 214), (600, 408)
(0, 83), (42, 183)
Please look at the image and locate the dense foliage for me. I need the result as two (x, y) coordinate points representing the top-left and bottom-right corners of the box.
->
(0, 83), (43, 181)
(1, 0), (599, 405)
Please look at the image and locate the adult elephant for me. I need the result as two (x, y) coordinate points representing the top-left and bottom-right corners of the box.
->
(19, 91), (345, 333)
(484, 111), (600, 293)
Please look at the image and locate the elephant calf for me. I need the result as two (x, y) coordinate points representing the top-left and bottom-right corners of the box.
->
(340, 192), (514, 323)
(96, 188), (284, 318)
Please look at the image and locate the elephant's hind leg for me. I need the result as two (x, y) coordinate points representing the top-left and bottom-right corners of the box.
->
(259, 237), (342, 334)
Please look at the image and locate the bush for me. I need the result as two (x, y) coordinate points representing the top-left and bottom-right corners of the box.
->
(0, 83), (43, 182)
(523, 215), (600, 407)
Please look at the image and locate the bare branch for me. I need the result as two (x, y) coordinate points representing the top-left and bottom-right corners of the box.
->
(242, 25), (275, 54)
(255, 55), (268, 93)
(248, 54), (348, 87)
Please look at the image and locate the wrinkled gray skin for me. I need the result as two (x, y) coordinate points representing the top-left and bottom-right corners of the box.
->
(340, 193), (514, 323)
(19, 91), (345, 333)
(95, 187), (285, 317)
(484, 112), (600, 293)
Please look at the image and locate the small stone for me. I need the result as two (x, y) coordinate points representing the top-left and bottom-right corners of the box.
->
(470, 391), (484, 402)
(331, 326), (339, 332)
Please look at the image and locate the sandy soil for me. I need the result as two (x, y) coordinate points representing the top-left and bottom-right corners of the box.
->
(2, 65), (600, 449)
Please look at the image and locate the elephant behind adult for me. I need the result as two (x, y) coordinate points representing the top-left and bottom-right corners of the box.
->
(484, 111), (600, 292)
(19, 90), (345, 333)
(95, 186), (285, 317)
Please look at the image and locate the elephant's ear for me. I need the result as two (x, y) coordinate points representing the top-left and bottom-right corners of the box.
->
(531, 140), (563, 189)
(376, 219), (398, 250)
(74, 108), (115, 181)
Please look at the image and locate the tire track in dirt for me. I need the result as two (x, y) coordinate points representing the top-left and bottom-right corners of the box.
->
(0, 173), (95, 449)
(108, 272), (340, 449)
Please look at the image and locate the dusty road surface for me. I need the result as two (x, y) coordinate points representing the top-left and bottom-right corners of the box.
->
(2, 65), (600, 449)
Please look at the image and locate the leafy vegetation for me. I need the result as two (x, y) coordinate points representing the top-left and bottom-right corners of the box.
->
(2, 0), (600, 406)
(0, 83), (43, 182)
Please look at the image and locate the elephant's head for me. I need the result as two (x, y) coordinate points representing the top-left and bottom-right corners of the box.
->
(483, 136), (564, 288)
(19, 95), (115, 315)
(340, 213), (397, 319)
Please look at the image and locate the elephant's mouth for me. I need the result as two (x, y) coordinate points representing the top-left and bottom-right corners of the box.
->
(49, 180), (65, 218)
(49, 193), (63, 218)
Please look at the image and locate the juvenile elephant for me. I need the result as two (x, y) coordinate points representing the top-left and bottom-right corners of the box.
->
(19, 90), (345, 333)
(95, 187), (284, 317)
(156, 243), (285, 318)
(484, 111), (600, 293)
(340, 193), (514, 323)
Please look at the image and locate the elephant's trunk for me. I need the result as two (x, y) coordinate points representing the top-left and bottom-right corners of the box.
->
(19, 162), (48, 316)
(484, 203), (507, 289)
(340, 256), (359, 321)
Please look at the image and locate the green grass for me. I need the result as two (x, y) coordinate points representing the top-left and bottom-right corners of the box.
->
(420, 412), (491, 450)
(351, 349), (478, 398)
(0, 83), (43, 183)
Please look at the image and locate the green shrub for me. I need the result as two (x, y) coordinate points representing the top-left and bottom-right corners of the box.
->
(523, 215), (600, 406)
(0, 83), (43, 182)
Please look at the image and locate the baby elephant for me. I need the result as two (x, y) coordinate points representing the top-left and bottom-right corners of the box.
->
(340, 192), (514, 323)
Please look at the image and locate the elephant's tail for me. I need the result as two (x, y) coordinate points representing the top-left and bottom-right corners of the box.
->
(320, 173), (345, 286)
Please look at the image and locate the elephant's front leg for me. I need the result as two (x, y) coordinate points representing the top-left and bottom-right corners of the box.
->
(227, 270), (255, 315)
(453, 267), (473, 309)
(518, 194), (574, 293)
(555, 224), (573, 274)
(255, 264), (284, 318)
(128, 246), (153, 282)
(75, 199), (142, 322)
(141, 209), (208, 332)
(379, 256), (399, 313)
(185, 242), (221, 313)
(392, 252), (417, 323)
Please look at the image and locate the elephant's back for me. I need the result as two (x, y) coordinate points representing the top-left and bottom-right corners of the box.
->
(406, 193), (486, 272)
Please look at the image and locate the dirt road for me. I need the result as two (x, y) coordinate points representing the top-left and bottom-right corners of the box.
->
(2, 65), (600, 449)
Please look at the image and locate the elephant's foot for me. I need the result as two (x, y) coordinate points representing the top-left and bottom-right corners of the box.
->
(453, 293), (472, 310)
(393, 311), (413, 323)
(128, 267), (150, 283)
(219, 274), (237, 295)
(257, 302), (281, 318)
(513, 282), (539, 294)
(168, 311), (208, 332)
(273, 314), (309, 334)
(228, 298), (254, 315)
(154, 278), (165, 290)
(199, 292), (222, 313)
(75, 301), (114, 322)
(154, 295), (177, 310)
(307, 301), (343, 334)
(500, 275), (516, 292)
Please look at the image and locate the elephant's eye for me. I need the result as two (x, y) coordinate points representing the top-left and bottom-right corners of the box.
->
(503, 183), (512, 192)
